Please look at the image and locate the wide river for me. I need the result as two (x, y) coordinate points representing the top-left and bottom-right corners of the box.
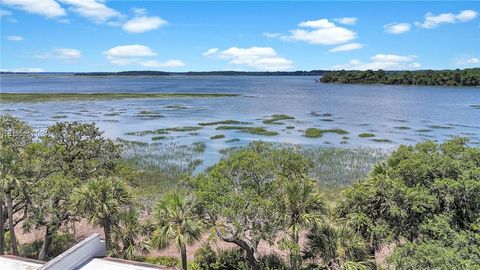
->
(1, 74), (479, 169)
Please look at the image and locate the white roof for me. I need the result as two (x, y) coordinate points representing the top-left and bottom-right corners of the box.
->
(0, 256), (44, 270)
(76, 258), (167, 270)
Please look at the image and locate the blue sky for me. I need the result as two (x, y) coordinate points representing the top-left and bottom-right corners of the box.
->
(1, 1), (479, 72)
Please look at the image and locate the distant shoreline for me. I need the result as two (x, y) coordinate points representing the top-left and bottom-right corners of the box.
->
(0, 70), (326, 76)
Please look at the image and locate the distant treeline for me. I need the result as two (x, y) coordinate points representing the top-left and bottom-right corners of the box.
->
(320, 68), (480, 86)
(72, 70), (326, 76)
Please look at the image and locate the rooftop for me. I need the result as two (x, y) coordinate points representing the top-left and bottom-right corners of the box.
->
(0, 234), (174, 270)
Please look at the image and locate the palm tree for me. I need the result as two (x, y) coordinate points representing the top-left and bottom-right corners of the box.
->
(151, 190), (203, 270)
(70, 177), (132, 250)
(303, 221), (372, 270)
(110, 208), (150, 260)
(278, 176), (326, 270)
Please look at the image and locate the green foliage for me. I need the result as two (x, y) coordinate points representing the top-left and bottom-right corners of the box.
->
(70, 177), (133, 250)
(337, 137), (480, 260)
(260, 253), (288, 270)
(19, 233), (75, 260)
(387, 215), (480, 269)
(110, 208), (150, 260)
(303, 222), (372, 270)
(151, 190), (204, 270)
(141, 255), (179, 267)
(320, 68), (480, 86)
(194, 245), (249, 270)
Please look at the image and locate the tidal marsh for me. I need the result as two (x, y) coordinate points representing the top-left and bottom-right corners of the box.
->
(358, 132), (376, 138)
(304, 128), (349, 138)
(210, 134), (225, 140)
(216, 126), (278, 136)
(0, 92), (240, 103)
(262, 114), (295, 124)
(198, 120), (251, 126)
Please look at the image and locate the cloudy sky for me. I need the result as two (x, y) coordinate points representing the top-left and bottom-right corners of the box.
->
(0, 1), (479, 72)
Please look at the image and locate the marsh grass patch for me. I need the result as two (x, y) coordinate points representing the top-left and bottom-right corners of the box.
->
(262, 114), (295, 124)
(304, 128), (349, 138)
(216, 126), (278, 136)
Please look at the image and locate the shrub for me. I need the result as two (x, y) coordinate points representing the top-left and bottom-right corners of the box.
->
(194, 245), (249, 270)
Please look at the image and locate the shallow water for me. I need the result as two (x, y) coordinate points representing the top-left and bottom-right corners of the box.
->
(1, 74), (479, 170)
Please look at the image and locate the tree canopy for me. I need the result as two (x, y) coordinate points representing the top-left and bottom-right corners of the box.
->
(337, 138), (480, 268)
(320, 68), (480, 86)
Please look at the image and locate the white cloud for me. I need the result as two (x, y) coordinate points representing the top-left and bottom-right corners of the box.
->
(262, 32), (281, 38)
(371, 54), (416, 62)
(58, 0), (120, 22)
(206, 47), (293, 71)
(138, 60), (185, 68)
(2, 0), (66, 18)
(103, 45), (157, 58)
(0, 67), (44, 72)
(384, 22), (411, 34)
(35, 48), (81, 62)
(298, 18), (336, 28)
(415, 9), (478, 29)
(267, 18), (357, 45)
(334, 17), (357, 25)
(333, 54), (420, 70)
(122, 9), (167, 33)
(329, 43), (363, 52)
(0, 9), (13, 16)
(103, 44), (183, 69)
(7, 35), (23, 41)
(202, 48), (219, 56)
(455, 57), (480, 65)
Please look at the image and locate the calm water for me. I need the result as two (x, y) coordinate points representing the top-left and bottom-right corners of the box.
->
(1, 74), (479, 169)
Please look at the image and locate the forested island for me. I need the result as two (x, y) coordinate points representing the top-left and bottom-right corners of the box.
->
(320, 68), (480, 86)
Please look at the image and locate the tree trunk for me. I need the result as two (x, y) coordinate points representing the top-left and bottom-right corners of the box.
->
(38, 226), (54, 260)
(104, 221), (111, 251)
(5, 192), (18, 255)
(245, 246), (260, 270)
(0, 200), (5, 255)
(180, 244), (188, 270)
(290, 231), (300, 270)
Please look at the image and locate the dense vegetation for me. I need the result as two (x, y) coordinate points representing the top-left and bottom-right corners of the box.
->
(1, 114), (479, 269)
(320, 68), (480, 86)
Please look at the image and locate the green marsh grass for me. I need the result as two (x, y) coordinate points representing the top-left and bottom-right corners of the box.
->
(120, 140), (206, 203)
(0, 93), (240, 103)
(304, 128), (349, 138)
(358, 133), (375, 138)
(198, 120), (251, 126)
(427, 125), (453, 129)
(126, 126), (203, 136)
(210, 134), (225, 140)
(216, 126), (278, 136)
(371, 138), (393, 143)
(262, 114), (295, 124)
